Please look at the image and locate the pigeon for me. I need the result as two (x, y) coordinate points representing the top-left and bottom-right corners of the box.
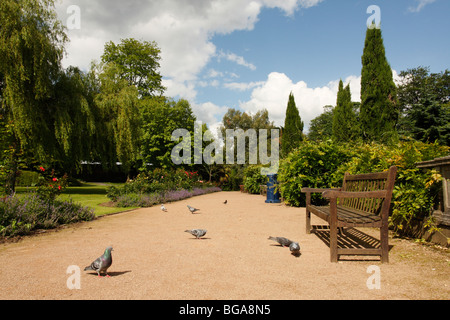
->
(84, 246), (113, 277)
(289, 242), (301, 256)
(268, 236), (293, 247)
(223, 200), (227, 204)
(160, 204), (167, 212)
(185, 229), (207, 239)
(187, 205), (200, 213)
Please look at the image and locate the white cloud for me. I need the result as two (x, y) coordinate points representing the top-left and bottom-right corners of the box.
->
(239, 72), (363, 131)
(55, 0), (323, 93)
(54, 0), (325, 131)
(217, 51), (257, 71)
(224, 81), (265, 91)
(408, 0), (436, 12)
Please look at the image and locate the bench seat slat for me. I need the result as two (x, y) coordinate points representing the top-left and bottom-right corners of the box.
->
(308, 205), (382, 227)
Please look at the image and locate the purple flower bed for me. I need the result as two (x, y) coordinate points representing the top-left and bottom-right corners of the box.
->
(0, 194), (95, 238)
(115, 186), (222, 208)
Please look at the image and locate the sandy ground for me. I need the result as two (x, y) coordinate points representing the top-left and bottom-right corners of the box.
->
(0, 191), (449, 300)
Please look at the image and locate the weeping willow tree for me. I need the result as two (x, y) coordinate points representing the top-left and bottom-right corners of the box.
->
(92, 62), (142, 171)
(0, 0), (69, 193)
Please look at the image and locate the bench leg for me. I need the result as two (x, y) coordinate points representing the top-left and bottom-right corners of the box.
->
(305, 193), (311, 234)
(380, 224), (389, 263)
(306, 208), (311, 234)
(330, 225), (338, 262)
(329, 198), (338, 262)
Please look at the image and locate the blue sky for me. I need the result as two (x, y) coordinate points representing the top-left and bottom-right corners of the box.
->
(55, 0), (449, 133)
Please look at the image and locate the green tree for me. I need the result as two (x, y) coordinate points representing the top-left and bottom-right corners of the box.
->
(360, 27), (398, 143)
(397, 67), (450, 146)
(101, 38), (165, 97)
(140, 97), (196, 168)
(0, 0), (68, 193)
(308, 105), (334, 141)
(281, 92), (303, 156)
(93, 62), (142, 171)
(332, 80), (359, 142)
(220, 108), (276, 165)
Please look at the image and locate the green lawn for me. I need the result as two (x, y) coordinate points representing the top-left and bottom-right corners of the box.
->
(16, 183), (137, 216)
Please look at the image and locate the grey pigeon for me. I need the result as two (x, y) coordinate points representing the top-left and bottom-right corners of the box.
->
(160, 204), (167, 212)
(185, 229), (207, 239)
(268, 236), (293, 247)
(84, 246), (113, 277)
(289, 242), (301, 256)
(187, 205), (200, 213)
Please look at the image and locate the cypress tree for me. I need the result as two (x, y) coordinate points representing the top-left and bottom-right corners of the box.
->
(360, 27), (398, 143)
(281, 92), (303, 156)
(332, 80), (358, 142)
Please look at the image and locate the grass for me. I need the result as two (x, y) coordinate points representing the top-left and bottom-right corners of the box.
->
(16, 183), (138, 217)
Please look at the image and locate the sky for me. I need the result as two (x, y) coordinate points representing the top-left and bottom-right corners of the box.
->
(54, 0), (449, 135)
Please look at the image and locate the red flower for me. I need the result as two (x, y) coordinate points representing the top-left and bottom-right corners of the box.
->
(58, 185), (61, 190)
(39, 166), (45, 172)
(52, 177), (58, 182)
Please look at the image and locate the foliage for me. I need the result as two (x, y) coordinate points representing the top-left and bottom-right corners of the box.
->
(219, 165), (245, 191)
(279, 138), (448, 235)
(332, 80), (359, 142)
(102, 38), (165, 97)
(360, 27), (398, 143)
(281, 92), (304, 157)
(0, 194), (95, 238)
(243, 165), (268, 194)
(114, 187), (221, 208)
(308, 105), (334, 141)
(337, 140), (449, 235)
(106, 168), (209, 201)
(397, 67), (450, 146)
(278, 140), (353, 207)
(35, 166), (68, 203)
(139, 97), (196, 168)
(0, 0), (67, 162)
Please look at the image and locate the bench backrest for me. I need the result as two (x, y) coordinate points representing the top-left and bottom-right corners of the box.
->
(340, 166), (397, 216)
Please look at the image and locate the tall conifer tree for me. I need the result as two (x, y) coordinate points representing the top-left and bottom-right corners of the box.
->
(281, 92), (303, 157)
(332, 80), (358, 142)
(360, 27), (398, 142)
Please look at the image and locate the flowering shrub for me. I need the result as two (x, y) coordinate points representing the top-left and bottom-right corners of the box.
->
(0, 194), (95, 237)
(106, 168), (215, 201)
(114, 186), (221, 208)
(35, 166), (68, 203)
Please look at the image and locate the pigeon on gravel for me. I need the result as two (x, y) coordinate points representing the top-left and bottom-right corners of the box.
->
(289, 242), (301, 256)
(185, 229), (207, 239)
(268, 236), (293, 247)
(84, 246), (113, 277)
(160, 204), (168, 212)
(187, 205), (200, 213)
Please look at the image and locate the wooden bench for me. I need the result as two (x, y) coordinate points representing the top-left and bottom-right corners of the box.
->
(301, 166), (397, 263)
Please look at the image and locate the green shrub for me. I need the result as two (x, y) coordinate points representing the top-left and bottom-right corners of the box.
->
(278, 140), (353, 207)
(337, 140), (448, 235)
(15, 171), (40, 187)
(278, 139), (449, 236)
(106, 168), (212, 200)
(243, 165), (268, 194)
(0, 194), (95, 238)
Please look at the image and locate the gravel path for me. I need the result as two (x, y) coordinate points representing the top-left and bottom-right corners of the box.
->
(0, 191), (448, 300)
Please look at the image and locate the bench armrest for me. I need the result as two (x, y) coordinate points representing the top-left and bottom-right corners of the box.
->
(322, 190), (387, 199)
